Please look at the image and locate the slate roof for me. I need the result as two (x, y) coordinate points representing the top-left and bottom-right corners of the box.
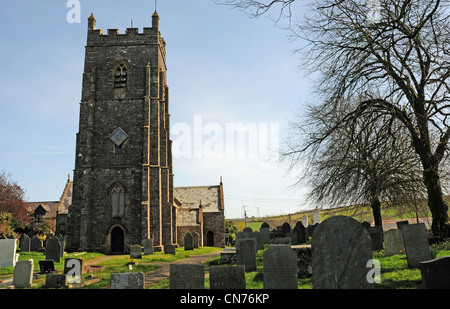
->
(173, 185), (224, 213)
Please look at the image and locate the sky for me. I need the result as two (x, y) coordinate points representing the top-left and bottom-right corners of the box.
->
(0, 0), (314, 219)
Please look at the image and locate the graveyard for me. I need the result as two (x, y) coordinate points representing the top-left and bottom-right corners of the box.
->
(1, 212), (450, 289)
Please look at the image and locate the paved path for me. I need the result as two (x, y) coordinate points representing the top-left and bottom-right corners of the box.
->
(144, 250), (223, 287)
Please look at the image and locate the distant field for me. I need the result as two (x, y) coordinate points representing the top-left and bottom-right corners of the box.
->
(227, 197), (449, 231)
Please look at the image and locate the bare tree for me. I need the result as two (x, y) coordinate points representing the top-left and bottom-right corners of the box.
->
(283, 99), (427, 228)
(215, 0), (450, 238)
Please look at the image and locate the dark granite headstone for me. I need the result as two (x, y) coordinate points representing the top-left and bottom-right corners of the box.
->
(169, 264), (205, 289)
(209, 265), (246, 289)
(184, 232), (193, 250)
(420, 256), (450, 289)
(263, 245), (298, 289)
(384, 229), (405, 256)
(236, 238), (256, 272)
(311, 216), (374, 289)
(401, 223), (432, 268)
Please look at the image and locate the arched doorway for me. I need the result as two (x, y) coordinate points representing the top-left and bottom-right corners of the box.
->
(206, 230), (214, 247)
(111, 226), (125, 253)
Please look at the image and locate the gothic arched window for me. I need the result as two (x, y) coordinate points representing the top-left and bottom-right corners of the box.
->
(113, 62), (128, 89)
(111, 184), (125, 217)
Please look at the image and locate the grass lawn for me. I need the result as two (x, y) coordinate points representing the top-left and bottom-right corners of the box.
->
(2, 243), (449, 289)
(149, 244), (450, 289)
(0, 246), (222, 289)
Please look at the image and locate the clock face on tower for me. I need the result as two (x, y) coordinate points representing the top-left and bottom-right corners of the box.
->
(110, 127), (129, 146)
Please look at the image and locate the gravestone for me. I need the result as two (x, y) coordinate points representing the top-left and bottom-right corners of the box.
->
(143, 238), (154, 255)
(396, 220), (409, 230)
(192, 232), (199, 248)
(311, 216), (374, 289)
(237, 230), (263, 251)
(110, 272), (144, 289)
(57, 234), (66, 258)
(307, 223), (319, 238)
(384, 229), (405, 256)
(45, 237), (61, 262)
(184, 232), (193, 250)
(164, 244), (176, 255)
(169, 264), (205, 289)
(293, 221), (307, 244)
(39, 260), (55, 273)
(20, 235), (30, 253)
(209, 265), (246, 289)
(263, 245), (298, 289)
(420, 256), (450, 289)
(0, 239), (17, 267)
(368, 226), (384, 251)
(260, 223), (271, 244)
(362, 221), (371, 231)
(281, 222), (291, 237)
(313, 208), (321, 224)
(271, 237), (291, 245)
(30, 236), (43, 252)
(243, 227), (253, 233)
(12, 259), (34, 288)
(43, 274), (67, 288)
(236, 238), (257, 272)
(130, 245), (142, 259)
(401, 223), (432, 268)
(302, 216), (308, 228)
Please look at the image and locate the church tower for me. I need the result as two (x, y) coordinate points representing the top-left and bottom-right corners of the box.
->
(67, 11), (176, 253)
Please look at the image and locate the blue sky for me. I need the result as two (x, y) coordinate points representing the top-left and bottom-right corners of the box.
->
(0, 0), (312, 219)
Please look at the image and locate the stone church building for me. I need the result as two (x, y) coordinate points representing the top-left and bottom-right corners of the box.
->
(64, 11), (225, 253)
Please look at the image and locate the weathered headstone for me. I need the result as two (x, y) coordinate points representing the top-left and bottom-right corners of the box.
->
(384, 229), (405, 256)
(362, 221), (371, 231)
(130, 245), (142, 259)
(184, 232), (193, 250)
(43, 274), (67, 288)
(293, 221), (307, 244)
(311, 216), (374, 289)
(30, 235), (43, 252)
(12, 259), (34, 288)
(260, 223), (271, 244)
(57, 234), (66, 258)
(164, 244), (176, 255)
(169, 264), (205, 289)
(0, 239), (17, 267)
(368, 226), (384, 251)
(313, 208), (321, 224)
(281, 222), (291, 237)
(420, 256), (450, 289)
(302, 216), (308, 228)
(39, 260), (55, 273)
(209, 265), (246, 289)
(401, 223), (432, 268)
(192, 232), (199, 248)
(143, 238), (154, 255)
(396, 220), (409, 230)
(19, 235), (31, 253)
(236, 238), (257, 272)
(307, 223), (319, 238)
(237, 230), (263, 251)
(110, 272), (144, 289)
(263, 245), (298, 289)
(45, 237), (61, 263)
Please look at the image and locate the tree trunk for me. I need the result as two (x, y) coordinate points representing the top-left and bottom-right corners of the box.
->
(371, 196), (383, 228)
(422, 156), (449, 239)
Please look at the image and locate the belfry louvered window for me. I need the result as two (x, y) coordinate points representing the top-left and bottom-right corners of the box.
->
(114, 63), (127, 88)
